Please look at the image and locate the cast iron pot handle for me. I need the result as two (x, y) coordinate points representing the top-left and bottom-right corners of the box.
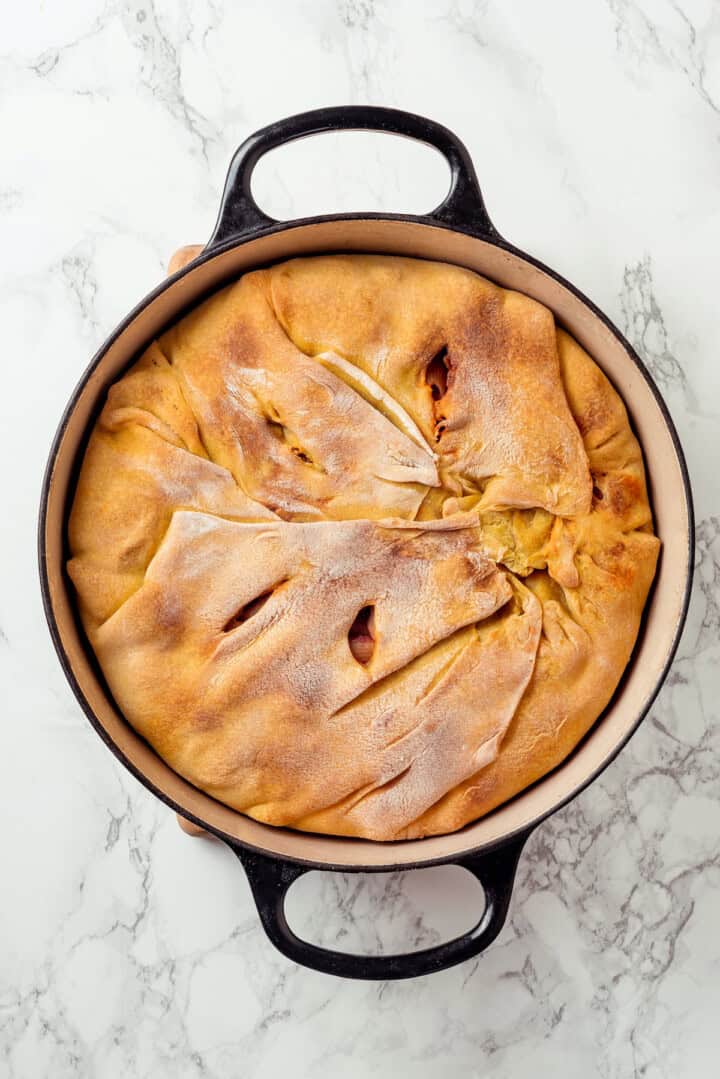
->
(208, 105), (498, 249)
(231, 829), (530, 980)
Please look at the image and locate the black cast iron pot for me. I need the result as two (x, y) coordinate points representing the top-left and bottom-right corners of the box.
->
(39, 107), (693, 980)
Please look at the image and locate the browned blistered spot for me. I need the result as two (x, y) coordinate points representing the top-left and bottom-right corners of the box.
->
(152, 589), (185, 636)
(193, 710), (223, 731)
(576, 394), (611, 438)
(455, 290), (505, 349)
(545, 446), (564, 471)
(226, 316), (263, 367)
(607, 473), (642, 516)
(612, 566), (635, 590)
(592, 539), (635, 589)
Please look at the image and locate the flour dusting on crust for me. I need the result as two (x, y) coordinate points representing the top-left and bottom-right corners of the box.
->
(68, 255), (659, 840)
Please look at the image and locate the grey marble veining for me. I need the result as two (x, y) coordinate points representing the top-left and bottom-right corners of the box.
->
(1, 1), (719, 1076)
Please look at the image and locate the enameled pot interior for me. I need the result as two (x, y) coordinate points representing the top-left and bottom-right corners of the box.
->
(43, 218), (691, 868)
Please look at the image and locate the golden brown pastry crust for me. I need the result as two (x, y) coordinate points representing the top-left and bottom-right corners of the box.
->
(68, 256), (659, 840)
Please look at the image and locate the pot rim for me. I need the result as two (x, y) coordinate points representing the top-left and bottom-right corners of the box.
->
(38, 209), (694, 872)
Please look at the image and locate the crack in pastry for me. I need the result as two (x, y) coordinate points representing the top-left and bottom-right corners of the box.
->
(68, 254), (660, 840)
(268, 255), (593, 516)
(424, 345), (451, 443)
(297, 578), (542, 839)
(348, 605), (376, 665)
(153, 274), (440, 522)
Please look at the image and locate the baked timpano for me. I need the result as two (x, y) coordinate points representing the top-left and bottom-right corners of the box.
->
(68, 255), (659, 841)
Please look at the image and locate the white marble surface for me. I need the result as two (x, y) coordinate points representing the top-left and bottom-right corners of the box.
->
(2, 1), (719, 1075)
